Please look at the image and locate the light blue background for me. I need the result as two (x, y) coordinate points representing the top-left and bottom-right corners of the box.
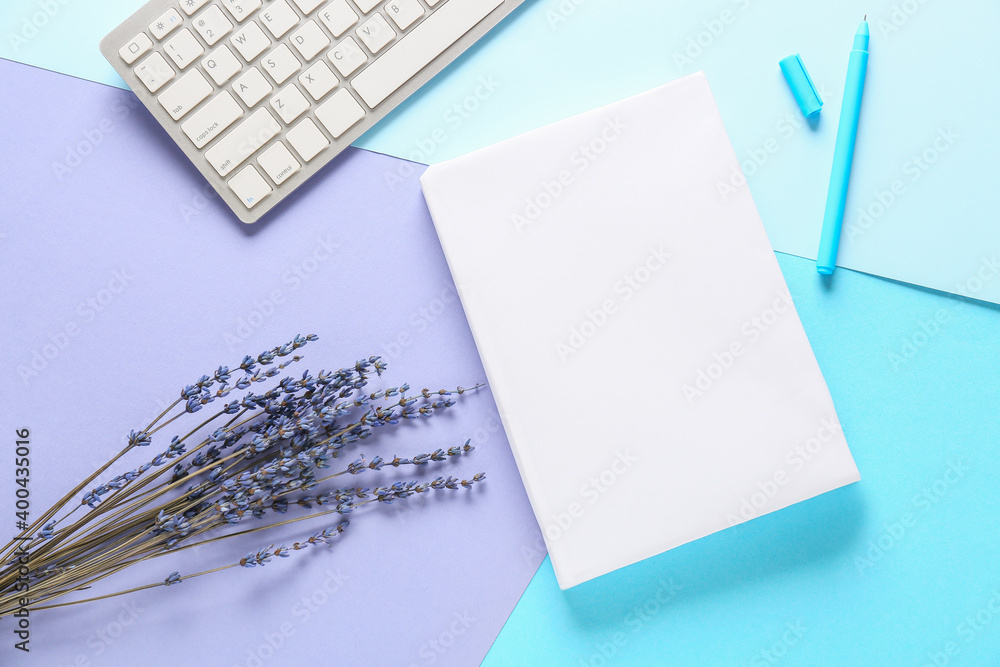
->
(486, 254), (1000, 666)
(3, 0), (998, 303)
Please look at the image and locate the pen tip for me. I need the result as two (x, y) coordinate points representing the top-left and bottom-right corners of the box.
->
(863, 14), (867, 20)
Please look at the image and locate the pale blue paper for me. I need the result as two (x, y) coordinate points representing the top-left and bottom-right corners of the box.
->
(487, 253), (1000, 665)
(0, 0), (130, 88)
(5, 0), (995, 306)
(363, 0), (1000, 306)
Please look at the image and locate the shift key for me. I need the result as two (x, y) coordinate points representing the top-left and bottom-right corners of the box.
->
(205, 109), (281, 177)
(181, 92), (244, 148)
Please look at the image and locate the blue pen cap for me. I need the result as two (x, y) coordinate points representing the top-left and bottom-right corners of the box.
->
(779, 54), (823, 117)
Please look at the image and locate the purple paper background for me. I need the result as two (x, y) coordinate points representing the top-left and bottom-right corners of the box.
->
(0, 58), (544, 666)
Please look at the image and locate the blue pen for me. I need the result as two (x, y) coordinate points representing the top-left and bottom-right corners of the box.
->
(816, 17), (869, 275)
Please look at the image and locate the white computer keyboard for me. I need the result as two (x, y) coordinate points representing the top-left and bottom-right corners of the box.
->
(101, 0), (521, 223)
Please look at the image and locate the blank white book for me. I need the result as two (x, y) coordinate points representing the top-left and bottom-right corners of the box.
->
(421, 72), (861, 589)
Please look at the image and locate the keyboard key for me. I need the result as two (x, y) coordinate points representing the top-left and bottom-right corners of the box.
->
(355, 0), (381, 12)
(193, 6), (233, 45)
(356, 14), (396, 54)
(119, 33), (152, 64)
(158, 69), (213, 120)
(230, 21), (271, 61)
(290, 20), (331, 61)
(180, 0), (211, 16)
(164, 29), (205, 69)
(353, 0), (502, 108)
(135, 52), (175, 92)
(426, 0), (443, 5)
(299, 61), (338, 100)
(257, 141), (301, 185)
(286, 118), (329, 161)
(261, 44), (301, 84)
(314, 88), (364, 138)
(202, 45), (242, 85)
(150, 8), (183, 40)
(206, 108), (281, 176)
(328, 37), (367, 77)
(222, 0), (263, 23)
(259, 0), (299, 39)
(233, 67), (273, 105)
(181, 91), (244, 148)
(318, 0), (358, 38)
(291, 0), (326, 14)
(385, 0), (424, 31)
(269, 84), (310, 123)
(228, 165), (272, 209)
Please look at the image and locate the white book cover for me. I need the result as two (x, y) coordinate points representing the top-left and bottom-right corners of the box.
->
(420, 72), (861, 589)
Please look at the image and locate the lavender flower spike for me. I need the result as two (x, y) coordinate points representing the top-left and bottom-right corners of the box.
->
(127, 430), (152, 447)
(0, 335), (488, 618)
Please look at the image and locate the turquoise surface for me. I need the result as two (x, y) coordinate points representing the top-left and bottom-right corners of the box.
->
(485, 252), (1000, 666)
(5, 1), (999, 661)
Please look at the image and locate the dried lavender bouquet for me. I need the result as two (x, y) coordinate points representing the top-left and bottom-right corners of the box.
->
(0, 334), (484, 617)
